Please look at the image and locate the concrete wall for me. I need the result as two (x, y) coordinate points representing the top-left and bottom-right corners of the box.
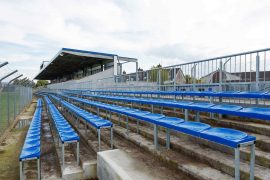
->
(78, 68), (114, 83)
(97, 149), (156, 180)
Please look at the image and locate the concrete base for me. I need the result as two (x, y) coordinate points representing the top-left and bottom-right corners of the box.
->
(62, 166), (84, 180)
(82, 160), (97, 179)
(97, 149), (160, 180)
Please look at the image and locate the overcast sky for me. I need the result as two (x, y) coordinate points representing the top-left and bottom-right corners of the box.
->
(0, 0), (270, 81)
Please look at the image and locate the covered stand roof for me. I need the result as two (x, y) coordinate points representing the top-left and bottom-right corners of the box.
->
(35, 48), (116, 80)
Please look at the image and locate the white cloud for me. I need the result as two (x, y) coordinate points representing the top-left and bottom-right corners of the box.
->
(0, 0), (270, 80)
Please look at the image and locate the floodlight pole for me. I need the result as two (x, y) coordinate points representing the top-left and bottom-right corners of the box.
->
(0, 61), (8, 68)
(17, 77), (28, 86)
(21, 79), (30, 86)
(6, 73), (20, 125)
(0, 70), (18, 82)
(8, 74), (23, 85)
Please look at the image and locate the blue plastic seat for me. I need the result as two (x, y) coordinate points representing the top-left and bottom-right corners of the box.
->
(51, 95), (113, 129)
(237, 107), (270, 120)
(46, 98), (80, 143)
(215, 91), (240, 97)
(20, 99), (42, 161)
(58, 92), (257, 151)
(64, 91), (270, 124)
(187, 102), (215, 111)
(200, 128), (256, 148)
(139, 113), (165, 124)
(168, 121), (211, 136)
(129, 110), (151, 119)
(170, 101), (193, 108)
(59, 131), (80, 142)
(237, 91), (266, 98)
(209, 104), (243, 114)
(36, 99), (43, 108)
(23, 140), (40, 149)
(155, 117), (184, 127)
(262, 92), (270, 99)
(19, 146), (40, 161)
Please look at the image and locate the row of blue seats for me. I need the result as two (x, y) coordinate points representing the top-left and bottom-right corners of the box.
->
(57, 93), (256, 179)
(78, 93), (270, 122)
(59, 93), (256, 148)
(43, 96), (80, 167)
(49, 94), (113, 151)
(19, 99), (42, 180)
(50, 95), (113, 129)
(67, 89), (270, 99)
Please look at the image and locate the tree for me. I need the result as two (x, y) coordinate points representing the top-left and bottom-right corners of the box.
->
(13, 79), (20, 85)
(138, 67), (143, 71)
(185, 75), (201, 84)
(148, 64), (168, 83)
(35, 80), (49, 87)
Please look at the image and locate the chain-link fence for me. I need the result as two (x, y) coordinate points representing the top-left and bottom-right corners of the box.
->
(0, 85), (32, 136)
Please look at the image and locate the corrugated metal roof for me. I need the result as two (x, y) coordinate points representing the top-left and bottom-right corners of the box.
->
(34, 48), (116, 80)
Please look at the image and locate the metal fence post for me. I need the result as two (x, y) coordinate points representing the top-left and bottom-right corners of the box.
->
(158, 69), (161, 91)
(14, 86), (16, 120)
(136, 62), (139, 81)
(256, 54), (260, 105)
(7, 85), (10, 126)
(256, 53), (260, 91)
(0, 91), (2, 133)
(219, 59), (223, 91)
(173, 67), (176, 91)
(191, 64), (197, 91)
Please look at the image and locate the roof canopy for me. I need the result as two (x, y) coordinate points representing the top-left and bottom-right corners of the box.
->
(35, 48), (116, 80)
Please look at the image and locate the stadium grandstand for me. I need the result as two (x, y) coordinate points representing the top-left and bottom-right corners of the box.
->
(3, 47), (270, 180)
(35, 48), (138, 84)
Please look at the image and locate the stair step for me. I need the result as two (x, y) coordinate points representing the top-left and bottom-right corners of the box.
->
(115, 119), (270, 180)
(73, 119), (191, 179)
(114, 125), (233, 180)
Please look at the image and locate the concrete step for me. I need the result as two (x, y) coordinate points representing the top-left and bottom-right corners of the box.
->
(72, 98), (270, 179)
(79, 120), (233, 180)
(86, 105), (269, 180)
(79, 99), (270, 156)
(92, 106), (270, 169)
(111, 117), (270, 180)
(97, 149), (180, 180)
(57, 105), (100, 179)
(70, 117), (192, 179)
(112, 125), (233, 180)
(250, 133), (270, 152)
(78, 107), (238, 178)
(127, 118), (270, 169)
(72, 139), (97, 179)
(48, 117), (84, 180)
(106, 102), (270, 152)
(123, 116), (270, 169)
(59, 103), (191, 180)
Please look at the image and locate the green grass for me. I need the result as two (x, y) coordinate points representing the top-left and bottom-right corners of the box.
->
(0, 127), (28, 180)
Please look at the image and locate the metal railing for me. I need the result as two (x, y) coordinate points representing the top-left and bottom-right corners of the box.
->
(48, 48), (270, 92)
(0, 85), (32, 136)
